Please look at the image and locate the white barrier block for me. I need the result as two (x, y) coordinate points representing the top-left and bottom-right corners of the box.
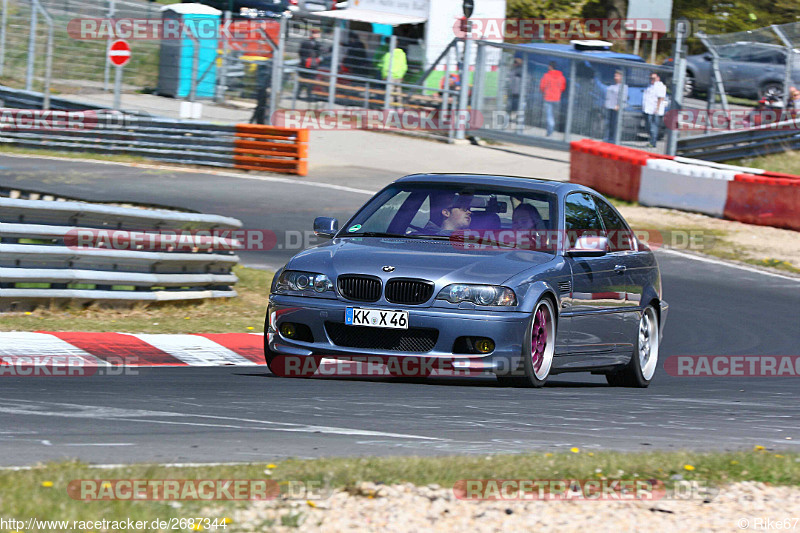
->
(639, 160), (733, 217)
(673, 157), (765, 175)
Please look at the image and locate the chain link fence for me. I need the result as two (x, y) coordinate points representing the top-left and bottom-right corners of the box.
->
(275, 20), (444, 112)
(0, 0), (160, 94)
(2, 1), (687, 153)
(469, 41), (674, 152)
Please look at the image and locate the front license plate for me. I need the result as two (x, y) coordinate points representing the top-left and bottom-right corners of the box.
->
(345, 308), (408, 329)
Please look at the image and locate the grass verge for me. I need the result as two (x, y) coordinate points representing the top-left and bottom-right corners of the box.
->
(609, 199), (800, 275)
(0, 266), (272, 333)
(0, 145), (151, 164)
(730, 150), (800, 176)
(2, 450), (797, 530)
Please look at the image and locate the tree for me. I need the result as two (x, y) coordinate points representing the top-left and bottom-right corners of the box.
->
(507, 0), (589, 19)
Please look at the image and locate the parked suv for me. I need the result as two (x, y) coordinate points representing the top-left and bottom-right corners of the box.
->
(665, 42), (800, 100)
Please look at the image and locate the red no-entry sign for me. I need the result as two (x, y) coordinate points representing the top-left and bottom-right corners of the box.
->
(108, 39), (131, 67)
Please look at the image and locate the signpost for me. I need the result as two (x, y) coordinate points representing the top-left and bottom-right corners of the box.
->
(108, 39), (131, 110)
(456, 0), (474, 140)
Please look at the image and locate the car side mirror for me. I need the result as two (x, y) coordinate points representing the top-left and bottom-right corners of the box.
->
(566, 235), (609, 257)
(313, 217), (338, 239)
(703, 54), (712, 61)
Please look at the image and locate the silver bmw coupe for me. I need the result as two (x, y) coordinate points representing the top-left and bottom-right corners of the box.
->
(265, 174), (668, 387)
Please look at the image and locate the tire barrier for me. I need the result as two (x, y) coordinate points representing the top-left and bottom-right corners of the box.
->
(724, 174), (800, 231)
(233, 125), (309, 176)
(570, 140), (800, 231)
(0, 197), (243, 311)
(569, 139), (673, 202)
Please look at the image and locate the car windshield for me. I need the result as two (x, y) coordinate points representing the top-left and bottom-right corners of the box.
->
(341, 183), (558, 251)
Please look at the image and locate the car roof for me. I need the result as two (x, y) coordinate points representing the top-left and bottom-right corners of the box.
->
(518, 43), (645, 62)
(394, 173), (593, 196)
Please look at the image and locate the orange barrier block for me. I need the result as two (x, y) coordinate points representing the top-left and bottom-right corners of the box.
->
(569, 140), (674, 201)
(723, 174), (800, 231)
(233, 125), (308, 176)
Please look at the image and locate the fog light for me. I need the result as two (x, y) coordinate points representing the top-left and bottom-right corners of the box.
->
(474, 338), (495, 354)
(280, 323), (297, 339)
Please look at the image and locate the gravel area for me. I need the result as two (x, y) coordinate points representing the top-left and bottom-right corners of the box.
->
(221, 481), (800, 532)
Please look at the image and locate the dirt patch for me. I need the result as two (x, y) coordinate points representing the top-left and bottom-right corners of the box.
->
(223, 481), (800, 532)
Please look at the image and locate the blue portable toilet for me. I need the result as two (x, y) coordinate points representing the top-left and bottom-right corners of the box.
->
(157, 3), (220, 99)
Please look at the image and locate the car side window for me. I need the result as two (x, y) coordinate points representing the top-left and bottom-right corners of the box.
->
(717, 46), (738, 60)
(564, 193), (604, 246)
(594, 197), (635, 252)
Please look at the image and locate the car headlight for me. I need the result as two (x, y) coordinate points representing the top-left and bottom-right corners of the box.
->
(275, 270), (334, 295)
(436, 284), (517, 306)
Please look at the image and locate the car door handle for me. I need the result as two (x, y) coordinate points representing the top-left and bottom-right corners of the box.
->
(614, 264), (627, 274)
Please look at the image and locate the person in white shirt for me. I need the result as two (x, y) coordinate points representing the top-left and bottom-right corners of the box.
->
(603, 70), (628, 144)
(642, 72), (667, 147)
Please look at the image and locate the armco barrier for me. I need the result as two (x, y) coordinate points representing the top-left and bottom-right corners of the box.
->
(0, 113), (308, 176)
(639, 159), (737, 218)
(570, 140), (800, 232)
(0, 197), (243, 310)
(724, 174), (800, 231)
(570, 139), (673, 202)
(0, 86), (147, 115)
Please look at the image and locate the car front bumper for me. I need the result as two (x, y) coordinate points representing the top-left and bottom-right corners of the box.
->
(267, 294), (531, 374)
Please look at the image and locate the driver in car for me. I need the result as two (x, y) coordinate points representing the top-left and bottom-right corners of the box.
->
(423, 195), (473, 235)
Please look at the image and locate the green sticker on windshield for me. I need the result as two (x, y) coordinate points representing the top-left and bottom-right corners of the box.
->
(348, 224), (362, 233)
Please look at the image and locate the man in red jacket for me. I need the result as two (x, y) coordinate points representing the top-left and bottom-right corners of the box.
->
(539, 62), (566, 137)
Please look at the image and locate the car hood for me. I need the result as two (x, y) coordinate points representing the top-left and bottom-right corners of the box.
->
(286, 237), (555, 286)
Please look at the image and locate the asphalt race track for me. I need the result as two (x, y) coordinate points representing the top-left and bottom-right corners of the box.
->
(1, 155), (799, 467)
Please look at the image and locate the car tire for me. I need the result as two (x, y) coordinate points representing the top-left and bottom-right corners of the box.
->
(606, 305), (660, 388)
(498, 298), (556, 388)
(759, 82), (783, 101)
(683, 72), (695, 98)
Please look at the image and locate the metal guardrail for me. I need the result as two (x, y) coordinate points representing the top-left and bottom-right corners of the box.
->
(677, 118), (800, 161)
(0, 85), (309, 175)
(0, 113), (310, 175)
(0, 86), (149, 115)
(0, 197), (244, 310)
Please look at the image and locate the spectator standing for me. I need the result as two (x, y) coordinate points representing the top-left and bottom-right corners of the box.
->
(643, 72), (667, 147)
(342, 32), (368, 78)
(508, 56), (523, 113)
(299, 28), (323, 70)
(539, 62), (566, 137)
(378, 45), (408, 104)
(603, 70), (628, 143)
(439, 69), (461, 99)
(378, 46), (408, 82)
